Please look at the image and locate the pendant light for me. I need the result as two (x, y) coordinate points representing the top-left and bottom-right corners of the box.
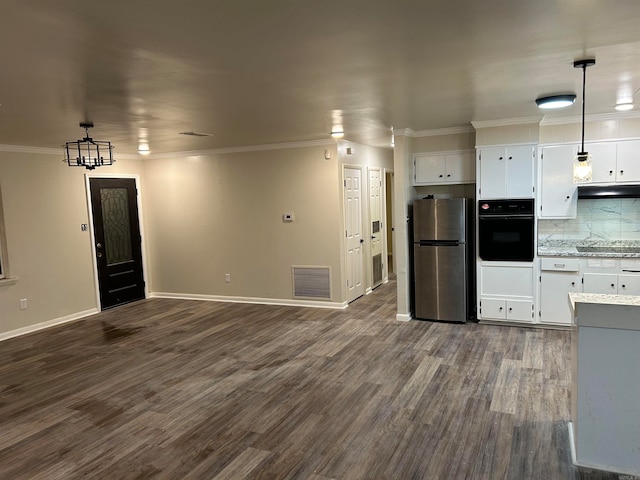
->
(573, 59), (596, 183)
(63, 122), (115, 170)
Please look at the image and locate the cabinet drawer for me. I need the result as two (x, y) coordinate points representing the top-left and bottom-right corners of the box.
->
(540, 258), (580, 272)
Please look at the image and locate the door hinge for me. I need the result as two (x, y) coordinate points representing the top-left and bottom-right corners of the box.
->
(344, 180), (347, 187)
(539, 275), (542, 282)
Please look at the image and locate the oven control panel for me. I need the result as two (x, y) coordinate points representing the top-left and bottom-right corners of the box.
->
(478, 199), (534, 216)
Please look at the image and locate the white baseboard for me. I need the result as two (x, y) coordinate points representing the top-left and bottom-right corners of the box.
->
(0, 308), (98, 342)
(396, 313), (412, 322)
(150, 292), (348, 310)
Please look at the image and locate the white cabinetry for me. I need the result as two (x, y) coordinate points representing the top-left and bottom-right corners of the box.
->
(583, 272), (640, 295)
(477, 145), (535, 199)
(539, 145), (578, 219)
(413, 151), (475, 185)
(539, 258), (582, 325)
(588, 140), (640, 184)
(615, 140), (640, 183)
(583, 273), (618, 294)
(589, 142), (618, 183)
(478, 263), (536, 323)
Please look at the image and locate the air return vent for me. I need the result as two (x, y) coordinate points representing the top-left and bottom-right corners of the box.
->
(292, 266), (331, 299)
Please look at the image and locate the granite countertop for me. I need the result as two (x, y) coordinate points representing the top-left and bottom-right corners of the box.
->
(538, 240), (640, 258)
(569, 292), (640, 307)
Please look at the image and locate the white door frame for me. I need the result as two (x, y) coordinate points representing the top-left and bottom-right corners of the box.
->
(383, 168), (394, 278)
(342, 164), (365, 303)
(368, 166), (384, 288)
(84, 173), (149, 311)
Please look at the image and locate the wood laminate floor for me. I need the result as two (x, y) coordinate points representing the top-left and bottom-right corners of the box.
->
(0, 278), (628, 479)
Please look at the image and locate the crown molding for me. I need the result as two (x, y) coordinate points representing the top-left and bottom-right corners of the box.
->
(393, 126), (474, 137)
(0, 144), (61, 155)
(540, 110), (640, 126)
(412, 125), (475, 137)
(0, 138), (335, 160)
(471, 116), (543, 129)
(0, 144), (139, 160)
(147, 138), (336, 159)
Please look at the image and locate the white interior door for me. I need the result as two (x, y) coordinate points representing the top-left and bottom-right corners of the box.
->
(344, 167), (364, 302)
(369, 167), (383, 288)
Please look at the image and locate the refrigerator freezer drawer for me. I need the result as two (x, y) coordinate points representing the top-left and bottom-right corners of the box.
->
(413, 243), (468, 322)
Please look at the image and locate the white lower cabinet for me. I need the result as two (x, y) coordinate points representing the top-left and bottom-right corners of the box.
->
(583, 273), (618, 294)
(539, 258), (582, 325)
(583, 272), (640, 295)
(478, 263), (536, 323)
(618, 274), (640, 295)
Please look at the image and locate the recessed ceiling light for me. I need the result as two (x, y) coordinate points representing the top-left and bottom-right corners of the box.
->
(536, 94), (577, 109)
(615, 103), (634, 111)
(179, 131), (213, 137)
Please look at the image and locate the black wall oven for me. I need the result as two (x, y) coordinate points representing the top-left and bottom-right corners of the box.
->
(478, 199), (534, 262)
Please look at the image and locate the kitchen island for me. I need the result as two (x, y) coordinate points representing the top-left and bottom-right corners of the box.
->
(569, 292), (640, 476)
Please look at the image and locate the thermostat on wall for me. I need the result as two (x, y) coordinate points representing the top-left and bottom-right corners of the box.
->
(283, 212), (294, 222)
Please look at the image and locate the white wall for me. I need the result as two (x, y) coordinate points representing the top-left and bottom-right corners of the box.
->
(0, 150), (145, 337)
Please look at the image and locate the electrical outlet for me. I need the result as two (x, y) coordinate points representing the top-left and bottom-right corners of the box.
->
(19, 298), (28, 310)
(224, 273), (231, 283)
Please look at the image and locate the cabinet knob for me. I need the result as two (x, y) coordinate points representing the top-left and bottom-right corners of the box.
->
(566, 195), (570, 200)
(620, 170), (624, 175)
(499, 156), (503, 160)
(622, 284), (626, 288)
(609, 170), (614, 175)
(446, 174), (451, 177)
(508, 307), (513, 312)
(499, 307), (503, 311)
(439, 174), (443, 177)
(611, 283), (615, 288)
(571, 282), (575, 286)
(508, 156), (513, 160)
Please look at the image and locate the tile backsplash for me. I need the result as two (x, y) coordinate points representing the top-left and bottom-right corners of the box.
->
(538, 198), (640, 242)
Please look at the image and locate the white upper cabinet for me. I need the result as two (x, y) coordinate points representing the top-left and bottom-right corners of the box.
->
(588, 142), (618, 183)
(588, 140), (640, 183)
(615, 140), (640, 183)
(477, 145), (535, 199)
(539, 144), (578, 219)
(413, 151), (475, 185)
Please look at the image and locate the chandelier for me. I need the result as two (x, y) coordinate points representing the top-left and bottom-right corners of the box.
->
(63, 122), (115, 170)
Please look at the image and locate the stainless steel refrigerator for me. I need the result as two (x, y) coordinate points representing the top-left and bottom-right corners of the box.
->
(412, 198), (475, 322)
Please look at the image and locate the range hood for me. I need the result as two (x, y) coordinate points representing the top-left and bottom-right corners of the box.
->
(577, 184), (640, 199)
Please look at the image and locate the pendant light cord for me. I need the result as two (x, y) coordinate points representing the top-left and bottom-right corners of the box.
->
(580, 63), (586, 154)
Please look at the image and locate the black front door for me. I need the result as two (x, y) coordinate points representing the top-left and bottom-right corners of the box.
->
(90, 178), (145, 310)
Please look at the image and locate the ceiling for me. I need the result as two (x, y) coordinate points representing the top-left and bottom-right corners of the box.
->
(2, 0), (640, 155)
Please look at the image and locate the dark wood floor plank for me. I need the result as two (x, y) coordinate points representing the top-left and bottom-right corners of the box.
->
(0, 277), (621, 479)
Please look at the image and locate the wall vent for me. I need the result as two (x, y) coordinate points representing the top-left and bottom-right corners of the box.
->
(292, 266), (331, 299)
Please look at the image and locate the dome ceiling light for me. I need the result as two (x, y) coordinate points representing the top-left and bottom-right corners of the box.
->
(535, 94), (577, 109)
